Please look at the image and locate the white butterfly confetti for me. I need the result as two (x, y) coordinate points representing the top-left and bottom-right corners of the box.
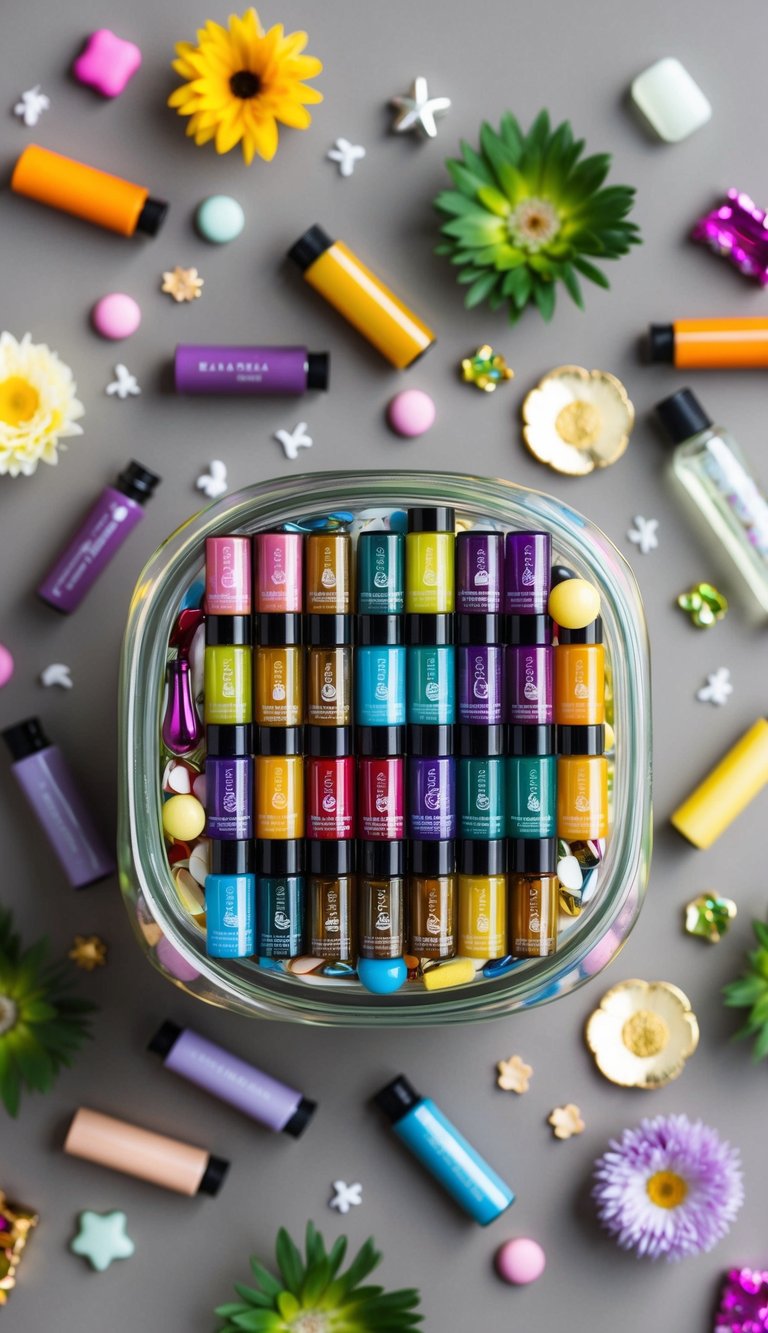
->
(106, 365), (141, 399)
(274, 422), (313, 462)
(196, 460), (228, 499)
(40, 663), (73, 689)
(329, 1181), (363, 1214)
(627, 515), (659, 555)
(14, 85), (50, 127)
(696, 667), (732, 707)
(327, 138), (366, 177)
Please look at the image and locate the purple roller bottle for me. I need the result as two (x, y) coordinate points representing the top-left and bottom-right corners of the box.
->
(2, 717), (115, 887)
(149, 1021), (317, 1136)
(504, 532), (551, 615)
(408, 757), (456, 839)
(174, 345), (329, 395)
(37, 462), (161, 614)
(456, 531), (504, 614)
(457, 644), (503, 725)
(506, 616), (553, 725)
(204, 725), (253, 840)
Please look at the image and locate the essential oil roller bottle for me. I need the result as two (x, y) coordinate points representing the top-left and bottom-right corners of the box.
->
(357, 532), (404, 615)
(355, 617), (406, 727)
(456, 530), (504, 614)
(307, 643), (352, 726)
(554, 618), (605, 727)
(205, 840), (255, 958)
(655, 389), (768, 615)
(306, 532), (350, 616)
(505, 616), (553, 725)
(254, 614), (303, 727)
(358, 738), (405, 840)
(408, 727), (456, 841)
(406, 615), (455, 727)
(359, 842), (405, 959)
(203, 617), (252, 726)
(405, 508), (455, 615)
(509, 837), (559, 958)
(254, 728), (304, 840)
(507, 724), (557, 839)
(504, 532), (551, 615)
(557, 726), (608, 840)
(408, 840), (457, 959)
(205, 536), (251, 616)
(174, 345), (329, 395)
(306, 727), (355, 840)
(204, 725), (253, 841)
(457, 724), (506, 841)
(11, 145), (168, 237)
(254, 532), (303, 615)
(307, 841), (356, 961)
(256, 840), (305, 960)
(457, 840), (507, 959)
(457, 615), (503, 726)
(287, 225), (435, 369)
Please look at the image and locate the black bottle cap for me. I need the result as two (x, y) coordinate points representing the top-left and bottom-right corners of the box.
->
(256, 839), (304, 877)
(255, 613), (302, 646)
(647, 323), (675, 364)
(360, 840), (405, 878)
(655, 388), (713, 444)
(136, 196), (169, 237)
(457, 724), (506, 757)
(457, 613), (502, 645)
(558, 616), (603, 645)
(506, 615), (552, 646)
(509, 724), (555, 756)
(2, 716), (49, 761)
(117, 460), (161, 505)
(459, 839), (507, 876)
(210, 840), (253, 875)
(307, 614), (353, 646)
(357, 615), (403, 646)
(510, 836), (558, 875)
(147, 1020), (182, 1058)
(198, 1154), (230, 1196)
(283, 1096), (318, 1138)
(373, 1074), (421, 1123)
(306, 725), (353, 757)
(558, 725), (605, 756)
(405, 614), (453, 646)
(206, 724), (253, 757)
(256, 726), (303, 755)
(308, 839), (355, 876)
(407, 507), (455, 534)
(409, 839), (455, 877)
(205, 615), (252, 646)
(287, 224), (334, 271)
(357, 725), (406, 757)
(551, 564), (579, 588)
(306, 352), (330, 391)
(408, 724), (454, 756)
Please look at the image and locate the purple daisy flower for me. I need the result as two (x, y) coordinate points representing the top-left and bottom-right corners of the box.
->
(592, 1113), (743, 1261)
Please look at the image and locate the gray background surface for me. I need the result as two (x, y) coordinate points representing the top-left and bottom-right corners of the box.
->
(1, 0), (767, 1328)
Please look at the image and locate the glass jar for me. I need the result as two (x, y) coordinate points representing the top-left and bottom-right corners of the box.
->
(118, 471), (652, 1026)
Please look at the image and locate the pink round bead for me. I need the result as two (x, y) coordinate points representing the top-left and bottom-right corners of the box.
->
(495, 1238), (546, 1286)
(0, 644), (14, 689)
(91, 293), (141, 340)
(387, 389), (436, 438)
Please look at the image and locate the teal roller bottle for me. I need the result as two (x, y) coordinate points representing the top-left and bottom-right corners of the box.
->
(507, 724), (557, 838)
(373, 1075), (515, 1225)
(457, 724), (506, 839)
(357, 532), (404, 615)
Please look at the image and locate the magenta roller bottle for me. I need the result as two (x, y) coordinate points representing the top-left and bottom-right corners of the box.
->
(149, 1021), (317, 1136)
(174, 346), (330, 395)
(37, 461), (161, 613)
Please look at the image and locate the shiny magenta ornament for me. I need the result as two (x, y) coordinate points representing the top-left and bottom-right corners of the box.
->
(692, 190), (768, 285)
(715, 1267), (768, 1333)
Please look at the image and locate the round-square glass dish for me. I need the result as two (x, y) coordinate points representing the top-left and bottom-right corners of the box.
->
(118, 471), (651, 1026)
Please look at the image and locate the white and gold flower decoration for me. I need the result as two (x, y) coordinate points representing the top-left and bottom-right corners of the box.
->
(0, 333), (84, 478)
(496, 1055), (533, 1094)
(585, 979), (699, 1089)
(522, 365), (634, 476)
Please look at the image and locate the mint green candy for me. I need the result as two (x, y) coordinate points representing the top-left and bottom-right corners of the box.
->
(70, 1210), (135, 1272)
(195, 195), (245, 244)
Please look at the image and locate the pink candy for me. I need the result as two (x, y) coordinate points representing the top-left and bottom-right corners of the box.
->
(73, 29), (142, 99)
(387, 388), (436, 438)
(91, 293), (141, 340)
(495, 1238), (546, 1286)
(0, 644), (14, 689)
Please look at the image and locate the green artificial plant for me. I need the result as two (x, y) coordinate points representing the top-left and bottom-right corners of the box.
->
(723, 918), (768, 1061)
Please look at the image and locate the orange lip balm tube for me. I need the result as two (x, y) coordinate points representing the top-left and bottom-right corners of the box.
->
(11, 145), (168, 237)
(287, 225), (435, 369)
(648, 319), (768, 369)
(64, 1107), (229, 1195)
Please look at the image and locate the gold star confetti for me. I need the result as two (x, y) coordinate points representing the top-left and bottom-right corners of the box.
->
(548, 1103), (585, 1140)
(496, 1055), (533, 1093)
(68, 935), (108, 971)
(161, 266), (204, 303)
(460, 344), (515, 392)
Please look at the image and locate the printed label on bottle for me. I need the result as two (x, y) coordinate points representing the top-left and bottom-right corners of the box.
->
(703, 436), (768, 559)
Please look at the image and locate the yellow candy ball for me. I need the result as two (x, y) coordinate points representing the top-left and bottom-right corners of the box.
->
(162, 794), (206, 842)
(549, 578), (600, 630)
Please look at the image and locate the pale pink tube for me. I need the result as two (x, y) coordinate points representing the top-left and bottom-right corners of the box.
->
(63, 1107), (229, 1196)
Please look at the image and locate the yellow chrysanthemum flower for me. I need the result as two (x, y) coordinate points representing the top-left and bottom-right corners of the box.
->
(0, 333), (84, 479)
(168, 8), (322, 165)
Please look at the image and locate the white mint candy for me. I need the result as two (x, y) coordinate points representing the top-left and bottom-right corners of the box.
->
(630, 57), (711, 143)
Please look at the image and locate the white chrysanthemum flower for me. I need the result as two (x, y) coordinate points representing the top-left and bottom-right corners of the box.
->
(0, 332), (84, 478)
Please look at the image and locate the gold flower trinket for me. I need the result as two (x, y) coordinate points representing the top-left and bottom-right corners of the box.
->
(585, 979), (699, 1089)
(522, 365), (634, 475)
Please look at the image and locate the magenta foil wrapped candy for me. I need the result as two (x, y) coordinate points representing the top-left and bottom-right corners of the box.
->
(692, 190), (768, 285)
(715, 1268), (768, 1333)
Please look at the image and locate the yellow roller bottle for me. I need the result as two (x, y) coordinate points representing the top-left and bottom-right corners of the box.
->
(671, 718), (768, 848)
(203, 616), (252, 726)
(254, 727), (304, 840)
(457, 841), (507, 959)
(405, 507), (455, 614)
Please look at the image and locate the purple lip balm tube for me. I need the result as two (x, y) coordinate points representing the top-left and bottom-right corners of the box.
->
(174, 346), (330, 395)
(149, 1021), (317, 1137)
(37, 461), (161, 614)
(2, 717), (115, 887)
(504, 532), (551, 615)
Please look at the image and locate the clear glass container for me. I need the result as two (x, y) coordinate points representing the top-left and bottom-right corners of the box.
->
(118, 472), (652, 1026)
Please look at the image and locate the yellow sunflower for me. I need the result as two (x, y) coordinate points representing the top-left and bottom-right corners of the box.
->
(168, 9), (323, 165)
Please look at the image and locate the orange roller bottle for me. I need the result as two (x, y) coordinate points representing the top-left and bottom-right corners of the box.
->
(648, 319), (768, 369)
(11, 145), (168, 237)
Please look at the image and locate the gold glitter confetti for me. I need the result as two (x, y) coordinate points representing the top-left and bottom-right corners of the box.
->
(68, 936), (108, 971)
(547, 1104), (585, 1139)
(0, 1191), (38, 1305)
(161, 266), (204, 303)
(496, 1055), (533, 1094)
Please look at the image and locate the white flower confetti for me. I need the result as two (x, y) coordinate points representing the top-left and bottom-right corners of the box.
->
(627, 515), (659, 555)
(327, 137), (366, 177)
(274, 421), (313, 462)
(13, 85), (50, 127)
(196, 459), (228, 499)
(329, 1181), (363, 1214)
(390, 76), (451, 138)
(40, 663), (73, 689)
(106, 365), (141, 399)
(696, 667), (733, 707)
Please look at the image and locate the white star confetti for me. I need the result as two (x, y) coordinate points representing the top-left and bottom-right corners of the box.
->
(40, 663), (73, 689)
(390, 76), (451, 138)
(13, 85), (50, 127)
(196, 459), (228, 499)
(329, 1181), (363, 1214)
(106, 364), (141, 399)
(696, 667), (733, 707)
(274, 421), (313, 462)
(327, 137), (366, 177)
(627, 515), (659, 555)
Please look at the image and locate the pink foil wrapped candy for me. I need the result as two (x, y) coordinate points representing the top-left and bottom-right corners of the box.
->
(715, 1268), (768, 1333)
(692, 190), (768, 285)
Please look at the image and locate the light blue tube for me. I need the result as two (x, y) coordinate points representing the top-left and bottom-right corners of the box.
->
(205, 873), (255, 958)
(355, 645), (406, 725)
(392, 1097), (514, 1224)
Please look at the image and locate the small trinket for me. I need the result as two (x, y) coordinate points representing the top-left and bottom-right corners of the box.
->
(684, 893), (737, 944)
(496, 1055), (532, 1094)
(13, 86), (50, 127)
(73, 30), (142, 98)
(70, 1210), (134, 1271)
(68, 936), (108, 971)
(522, 366), (634, 475)
(697, 668), (733, 706)
(460, 345), (514, 393)
(630, 57), (711, 143)
(274, 422), (313, 462)
(495, 1237), (546, 1286)
(627, 515), (659, 554)
(714, 1266), (768, 1332)
(547, 1104), (585, 1140)
(196, 460), (228, 499)
(326, 138), (365, 177)
(161, 266), (204, 303)
(390, 76), (450, 138)
(329, 1181), (362, 1214)
(585, 979), (699, 1089)
(677, 581), (728, 628)
(40, 662), (73, 689)
(0, 1191), (38, 1304)
(692, 190), (768, 285)
(106, 364), (141, 399)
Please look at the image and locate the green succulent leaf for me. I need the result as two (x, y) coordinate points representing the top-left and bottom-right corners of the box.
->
(723, 919), (768, 1061)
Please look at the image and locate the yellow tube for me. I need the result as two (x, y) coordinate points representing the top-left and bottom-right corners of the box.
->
(671, 718), (768, 848)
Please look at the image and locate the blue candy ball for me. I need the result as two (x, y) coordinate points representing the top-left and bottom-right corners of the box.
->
(357, 957), (408, 995)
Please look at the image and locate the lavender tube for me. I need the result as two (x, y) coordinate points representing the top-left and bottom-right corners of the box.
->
(174, 345), (329, 395)
(149, 1022), (317, 1137)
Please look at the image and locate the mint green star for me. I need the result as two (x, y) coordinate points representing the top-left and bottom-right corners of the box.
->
(70, 1210), (135, 1272)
